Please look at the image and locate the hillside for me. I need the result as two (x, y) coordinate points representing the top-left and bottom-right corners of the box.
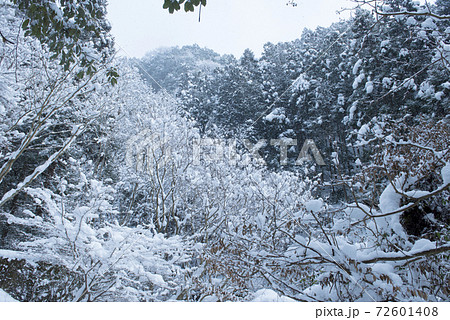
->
(0, 0), (449, 302)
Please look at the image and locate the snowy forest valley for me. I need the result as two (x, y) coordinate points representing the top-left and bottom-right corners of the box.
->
(0, 0), (449, 302)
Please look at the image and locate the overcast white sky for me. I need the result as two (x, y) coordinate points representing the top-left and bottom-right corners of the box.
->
(107, 0), (356, 58)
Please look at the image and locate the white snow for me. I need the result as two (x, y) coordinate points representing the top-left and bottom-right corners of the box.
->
(399, 48), (409, 57)
(442, 162), (450, 186)
(352, 59), (363, 75)
(264, 107), (286, 122)
(0, 289), (17, 302)
(48, 2), (64, 21)
(418, 81), (434, 98)
(434, 91), (444, 100)
(349, 103), (357, 121)
(305, 199), (324, 213)
(402, 78), (417, 90)
(0, 3), (448, 302)
(0, 249), (41, 266)
(358, 124), (370, 137)
(405, 190), (430, 198)
(146, 273), (167, 288)
(381, 4), (392, 12)
(251, 289), (295, 302)
(202, 295), (219, 302)
(382, 77), (393, 89)
(418, 30), (427, 39)
(410, 239), (435, 253)
(421, 18), (437, 30)
(379, 181), (402, 215)
(195, 60), (222, 72)
(345, 203), (370, 221)
(353, 73), (365, 89)
(406, 17), (417, 26)
(292, 74), (310, 91)
(371, 262), (394, 275)
(365, 81), (374, 94)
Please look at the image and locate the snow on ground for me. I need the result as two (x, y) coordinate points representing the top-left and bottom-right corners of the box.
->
(250, 289), (295, 302)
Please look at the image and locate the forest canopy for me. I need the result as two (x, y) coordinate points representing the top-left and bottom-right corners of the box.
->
(0, 0), (449, 302)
